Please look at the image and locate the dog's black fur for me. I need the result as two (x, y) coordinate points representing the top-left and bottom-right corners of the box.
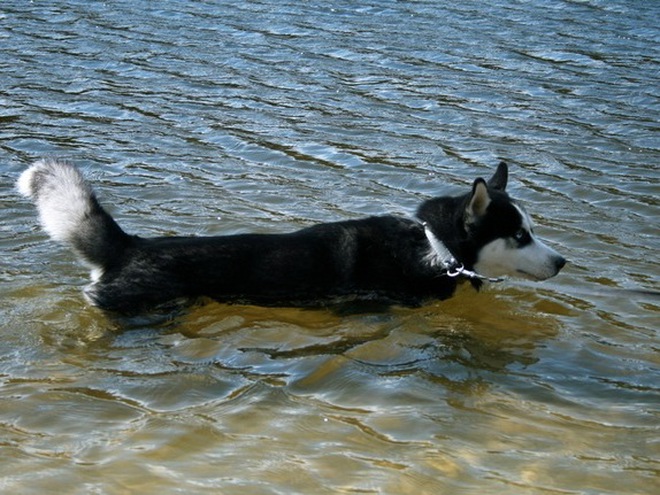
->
(90, 215), (457, 311)
(18, 160), (565, 313)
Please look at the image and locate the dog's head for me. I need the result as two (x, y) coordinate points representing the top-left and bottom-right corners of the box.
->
(467, 162), (566, 280)
(419, 162), (566, 281)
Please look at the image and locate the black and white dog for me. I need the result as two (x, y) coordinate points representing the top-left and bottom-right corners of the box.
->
(17, 159), (565, 312)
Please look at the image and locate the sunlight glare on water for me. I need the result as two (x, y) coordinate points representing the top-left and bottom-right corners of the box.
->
(1, 0), (658, 494)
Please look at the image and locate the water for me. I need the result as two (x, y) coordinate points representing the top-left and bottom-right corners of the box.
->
(1, 0), (658, 493)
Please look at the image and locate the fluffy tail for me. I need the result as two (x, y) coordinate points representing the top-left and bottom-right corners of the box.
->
(17, 159), (131, 276)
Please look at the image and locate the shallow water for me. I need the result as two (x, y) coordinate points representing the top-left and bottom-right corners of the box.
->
(1, 0), (658, 494)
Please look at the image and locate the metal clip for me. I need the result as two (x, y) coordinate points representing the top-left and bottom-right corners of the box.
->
(445, 263), (465, 278)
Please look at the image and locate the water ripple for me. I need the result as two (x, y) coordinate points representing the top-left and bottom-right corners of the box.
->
(1, 0), (658, 493)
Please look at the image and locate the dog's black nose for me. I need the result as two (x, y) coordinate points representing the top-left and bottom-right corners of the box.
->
(555, 256), (567, 271)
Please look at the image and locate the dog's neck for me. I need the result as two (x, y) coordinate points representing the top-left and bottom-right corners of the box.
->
(415, 195), (470, 264)
(414, 194), (500, 288)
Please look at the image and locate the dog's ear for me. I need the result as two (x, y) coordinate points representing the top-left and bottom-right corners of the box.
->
(466, 178), (491, 220)
(487, 161), (508, 191)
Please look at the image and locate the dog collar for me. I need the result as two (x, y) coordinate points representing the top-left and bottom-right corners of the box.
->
(419, 221), (504, 283)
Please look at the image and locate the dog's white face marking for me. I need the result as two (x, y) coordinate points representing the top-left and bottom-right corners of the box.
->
(474, 204), (565, 280)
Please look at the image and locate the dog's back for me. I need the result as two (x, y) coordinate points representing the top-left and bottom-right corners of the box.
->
(85, 216), (457, 311)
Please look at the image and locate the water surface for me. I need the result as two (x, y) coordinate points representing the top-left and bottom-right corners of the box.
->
(1, 1), (658, 494)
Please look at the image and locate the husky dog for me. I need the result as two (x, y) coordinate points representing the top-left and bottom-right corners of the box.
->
(17, 159), (565, 312)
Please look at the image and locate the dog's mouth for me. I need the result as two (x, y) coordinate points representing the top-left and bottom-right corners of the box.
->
(516, 269), (548, 281)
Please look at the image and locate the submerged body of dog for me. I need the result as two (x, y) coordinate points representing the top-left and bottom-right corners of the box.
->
(17, 159), (565, 312)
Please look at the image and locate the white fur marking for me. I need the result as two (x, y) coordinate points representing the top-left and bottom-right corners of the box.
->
(17, 166), (37, 198)
(515, 204), (533, 233)
(422, 223), (456, 268)
(18, 159), (94, 244)
(90, 267), (104, 283)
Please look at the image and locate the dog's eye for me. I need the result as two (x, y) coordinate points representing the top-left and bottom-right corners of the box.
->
(513, 229), (531, 245)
